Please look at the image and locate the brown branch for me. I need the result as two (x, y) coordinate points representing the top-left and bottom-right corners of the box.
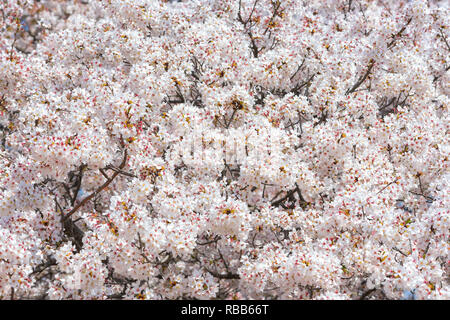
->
(30, 256), (57, 276)
(346, 59), (375, 94)
(237, 0), (259, 27)
(409, 191), (434, 201)
(63, 150), (128, 222)
(271, 188), (296, 207)
(99, 168), (110, 179)
(263, 0), (282, 36)
(376, 178), (399, 195)
(438, 27), (450, 52)
(105, 165), (137, 178)
(294, 183), (307, 203)
(71, 164), (87, 206)
(196, 235), (221, 246)
(225, 108), (238, 128)
(237, 0), (262, 58)
(392, 247), (408, 257)
(203, 266), (240, 280)
(360, 288), (376, 300)
(347, 18), (412, 95)
(387, 17), (413, 49)
(290, 58), (306, 81)
(248, 30), (261, 58)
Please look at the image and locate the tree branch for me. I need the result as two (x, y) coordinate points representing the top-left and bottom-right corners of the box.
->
(63, 149), (128, 222)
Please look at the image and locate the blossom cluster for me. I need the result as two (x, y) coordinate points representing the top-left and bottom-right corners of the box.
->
(0, 0), (448, 299)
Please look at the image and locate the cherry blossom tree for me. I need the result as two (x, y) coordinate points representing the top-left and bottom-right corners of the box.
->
(0, 0), (448, 300)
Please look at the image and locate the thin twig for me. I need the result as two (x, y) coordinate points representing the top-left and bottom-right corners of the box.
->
(63, 150), (128, 222)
